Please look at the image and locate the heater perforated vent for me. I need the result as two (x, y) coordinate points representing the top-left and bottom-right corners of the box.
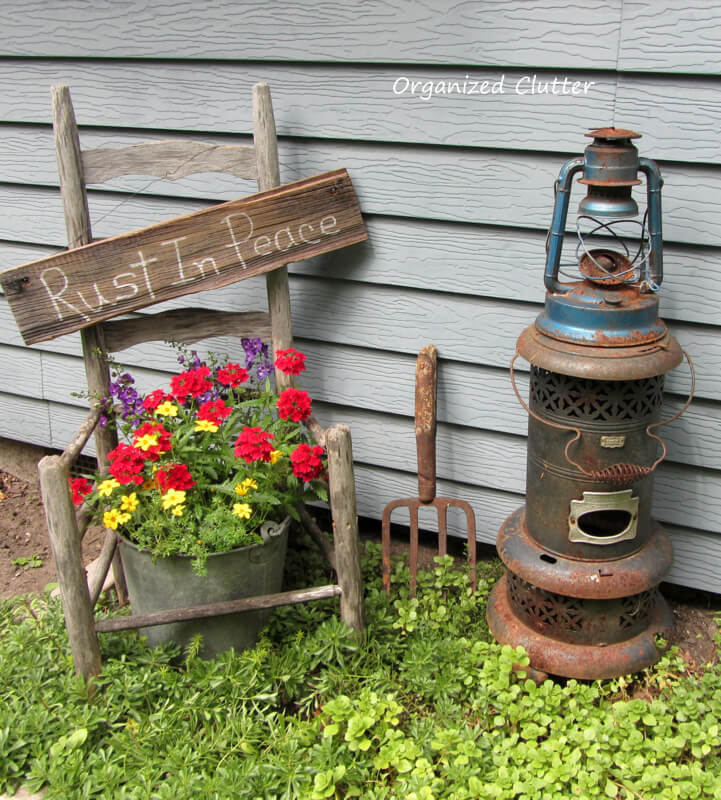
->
(507, 573), (583, 633)
(506, 572), (656, 644)
(619, 591), (657, 630)
(530, 368), (664, 422)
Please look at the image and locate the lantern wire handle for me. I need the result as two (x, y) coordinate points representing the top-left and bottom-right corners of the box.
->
(509, 349), (695, 487)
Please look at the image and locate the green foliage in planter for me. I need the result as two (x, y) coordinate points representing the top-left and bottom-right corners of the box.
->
(2, 542), (721, 799)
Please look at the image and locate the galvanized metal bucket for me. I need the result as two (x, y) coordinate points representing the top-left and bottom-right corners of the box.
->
(118, 517), (290, 659)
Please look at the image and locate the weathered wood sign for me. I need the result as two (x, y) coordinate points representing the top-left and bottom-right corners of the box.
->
(0, 169), (366, 345)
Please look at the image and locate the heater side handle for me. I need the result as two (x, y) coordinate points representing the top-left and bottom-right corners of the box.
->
(638, 157), (664, 290)
(510, 350), (695, 485)
(544, 157), (585, 295)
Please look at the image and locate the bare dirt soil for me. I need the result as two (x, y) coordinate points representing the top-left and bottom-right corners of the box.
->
(1, 469), (719, 673)
(0, 470), (105, 600)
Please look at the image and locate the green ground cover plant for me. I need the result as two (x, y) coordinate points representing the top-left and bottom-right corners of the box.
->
(1, 538), (721, 799)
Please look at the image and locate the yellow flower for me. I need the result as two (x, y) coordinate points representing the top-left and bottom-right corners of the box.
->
(142, 478), (155, 490)
(98, 478), (120, 497)
(118, 512), (131, 525)
(232, 503), (252, 520)
(154, 401), (179, 417)
(103, 508), (125, 530)
(161, 489), (187, 510)
(269, 450), (283, 464)
(171, 505), (185, 517)
(234, 478), (258, 496)
(120, 492), (139, 512)
(134, 433), (159, 452)
(194, 419), (219, 433)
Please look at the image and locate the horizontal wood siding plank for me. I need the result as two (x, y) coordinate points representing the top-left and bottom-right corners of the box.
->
(6, 344), (719, 532)
(8, 126), (719, 240)
(1, 62), (719, 162)
(5, 391), (719, 592)
(0, 1), (622, 68)
(615, 75), (721, 163)
(352, 464), (721, 594)
(2, 188), (721, 327)
(0, 393), (52, 448)
(663, 525), (721, 594)
(310, 402), (721, 535)
(619, 1), (721, 74)
(0, 61), (621, 156)
(4, 326), (718, 472)
(2, 272), (716, 402)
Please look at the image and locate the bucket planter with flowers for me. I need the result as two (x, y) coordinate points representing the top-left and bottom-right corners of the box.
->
(70, 338), (326, 658)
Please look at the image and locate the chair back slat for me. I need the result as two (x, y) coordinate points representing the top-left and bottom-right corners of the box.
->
(82, 140), (258, 184)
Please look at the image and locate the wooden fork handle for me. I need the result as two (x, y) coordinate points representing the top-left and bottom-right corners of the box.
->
(415, 344), (437, 503)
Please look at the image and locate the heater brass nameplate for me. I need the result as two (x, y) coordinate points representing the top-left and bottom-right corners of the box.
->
(568, 490), (639, 546)
(600, 435), (626, 449)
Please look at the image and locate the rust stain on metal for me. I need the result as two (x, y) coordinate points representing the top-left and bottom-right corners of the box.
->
(586, 128), (641, 139)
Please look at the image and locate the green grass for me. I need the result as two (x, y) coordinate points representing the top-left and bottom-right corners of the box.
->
(1, 540), (721, 799)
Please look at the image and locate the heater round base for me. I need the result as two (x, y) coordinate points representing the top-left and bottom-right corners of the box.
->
(487, 575), (673, 680)
(497, 506), (672, 600)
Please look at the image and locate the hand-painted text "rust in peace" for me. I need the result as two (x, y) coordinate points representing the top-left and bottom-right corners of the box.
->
(0, 169), (367, 345)
(40, 210), (341, 324)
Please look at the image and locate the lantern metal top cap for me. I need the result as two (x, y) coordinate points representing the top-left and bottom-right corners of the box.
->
(585, 128), (641, 140)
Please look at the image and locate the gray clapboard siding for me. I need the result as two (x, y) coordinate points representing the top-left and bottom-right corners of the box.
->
(353, 463), (721, 595)
(1, 264), (714, 402)
(5, 125), (721, 246)
(4, 126), (721, 251)
(292, 280), (714, 400)
(615, 75), (721, 163)
(310, 402), (721, 535)
(663, 525), (721, 594)
(2, 182), (721, 327)
(0, 1), (622, 68)
(619, 1), (721, 74)
(0, 60), (648, 156)
(0, 392), (52, 446)
(2, 198), (721, 329)
(4, 318), (719, 473)
(7, 386), (720, 593)
(1, 344), (44, 397)
(1, 61), (720, 162)
(8, 0), (717, 78)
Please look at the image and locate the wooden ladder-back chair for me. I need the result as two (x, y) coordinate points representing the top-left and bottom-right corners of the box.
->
(37, 83), (364, 680)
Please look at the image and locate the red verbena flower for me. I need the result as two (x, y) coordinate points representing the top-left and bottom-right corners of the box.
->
(155, 463), (196, 493)
(277, 387), (312, 422)
(234, 426), (274, 463)
(68, 476), (93, 505)
(170, 365), (213, 403)
(217, 363), (249, 387)
(290, 443), (325, 482)
(132, 421), (172, 460)
(274, 348), (306, 376)
(107, 442), (146, 485)
(197, 398), (232, 426)
(142, 389), (169, 412)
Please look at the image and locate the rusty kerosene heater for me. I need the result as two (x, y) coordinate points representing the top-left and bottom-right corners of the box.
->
(487, 129), (694, 679)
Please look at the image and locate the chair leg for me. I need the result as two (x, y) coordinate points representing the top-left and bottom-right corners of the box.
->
(38, 455), (102, 679)
(325, 425), (365, 634)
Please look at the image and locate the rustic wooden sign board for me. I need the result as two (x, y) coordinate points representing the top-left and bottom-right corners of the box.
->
(0, 168), (366, 345)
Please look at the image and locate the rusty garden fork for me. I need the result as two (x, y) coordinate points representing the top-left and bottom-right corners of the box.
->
(381, 345), (477, 596)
